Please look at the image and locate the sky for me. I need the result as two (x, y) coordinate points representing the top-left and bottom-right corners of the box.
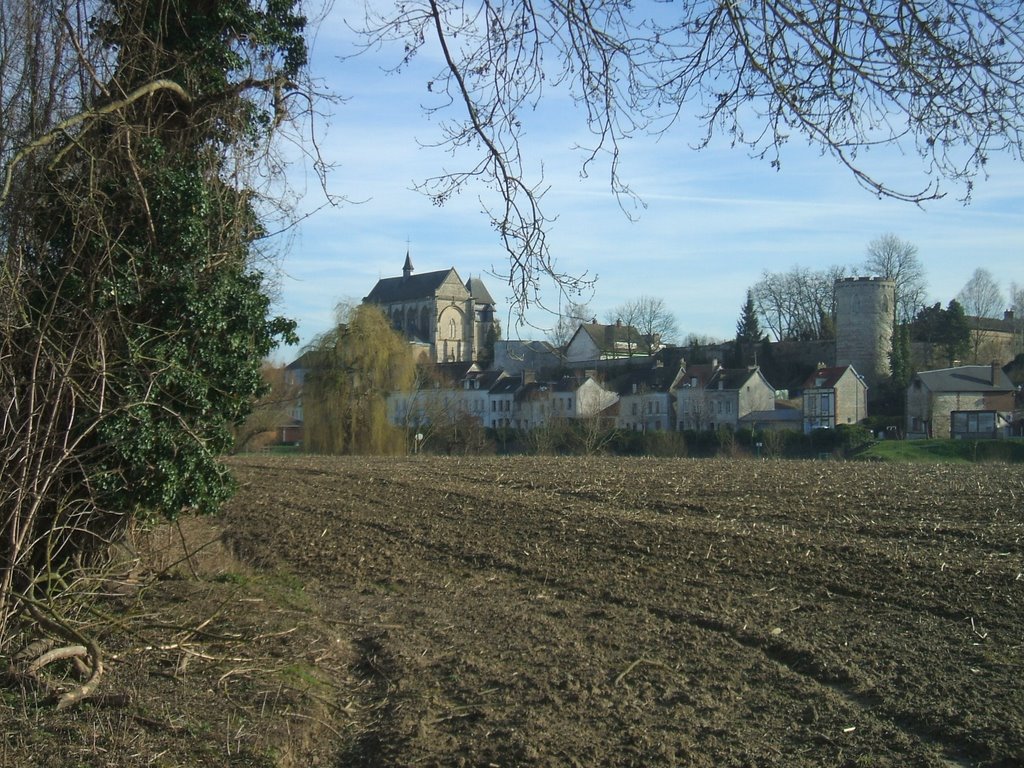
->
(268, 2), (1024, 360)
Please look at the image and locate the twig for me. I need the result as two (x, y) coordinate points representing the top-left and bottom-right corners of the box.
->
(614, 657), (681, 686)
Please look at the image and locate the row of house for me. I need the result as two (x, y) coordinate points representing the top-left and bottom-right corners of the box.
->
(284, 257), (1023, 444)
(387, 356), (1024, 440)
(286, 325), (1020, 444)
(387, 356), (873, 437)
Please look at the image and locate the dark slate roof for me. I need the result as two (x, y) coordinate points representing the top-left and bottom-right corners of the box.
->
(802, 365), (860, 390)
(608, 366), (676, 396)
(489, 376), (523, 395)
(673, 363), (720, 389)
(364, 268), (462, 303)
(552, 375), (585, 393)
(517, 381), (552, 401)
(465, 276), (496, 306)
(465, 370), (504, 389)
(418, 361), (475, 388)
(653, 345), (687, 370)
(708, 367), (761, 391)
(914, 365), (1014, 393)
(511, 339), (556, 353)
(575, 322), (654, 355)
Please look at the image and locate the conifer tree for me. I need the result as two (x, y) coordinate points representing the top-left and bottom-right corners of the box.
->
(733, 289), (764, 366)
(736, 290), (764, 345)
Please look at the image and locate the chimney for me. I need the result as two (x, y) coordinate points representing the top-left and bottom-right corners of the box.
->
(991, 361), (999, 386)
(1005, 309), (1016, 322)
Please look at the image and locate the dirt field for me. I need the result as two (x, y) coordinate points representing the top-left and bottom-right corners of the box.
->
(217, 455), (1024, 767)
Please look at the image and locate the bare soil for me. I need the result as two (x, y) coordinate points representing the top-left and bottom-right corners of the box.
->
(3, 455), (1022, 767)
(222, 455), (1023, 768)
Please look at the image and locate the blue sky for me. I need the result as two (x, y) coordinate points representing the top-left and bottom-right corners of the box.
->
(270, 2), (1024, 358)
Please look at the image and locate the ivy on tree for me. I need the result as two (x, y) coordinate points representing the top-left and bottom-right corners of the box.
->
(2, 0), (309, 646)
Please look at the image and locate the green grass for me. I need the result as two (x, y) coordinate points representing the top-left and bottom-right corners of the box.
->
(857, 438), (1024, 463)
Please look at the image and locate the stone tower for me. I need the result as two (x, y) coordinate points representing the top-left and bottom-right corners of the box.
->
(835, 276), (895, 387)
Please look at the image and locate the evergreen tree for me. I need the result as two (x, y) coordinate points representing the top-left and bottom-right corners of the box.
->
(889, 325), (912, 387)
(734, 290), (763, 367)
(735, 290), (763, 343)
(939, 300), (971, 366)
(2, 0), (309, 646)
(909, 300), (971, 366)
(480, 322), (501, 369)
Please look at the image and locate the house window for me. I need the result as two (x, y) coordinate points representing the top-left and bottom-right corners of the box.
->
(820, 393), (833, 415)
(632, 402), (638, 415)
(951, 411), (997, 438)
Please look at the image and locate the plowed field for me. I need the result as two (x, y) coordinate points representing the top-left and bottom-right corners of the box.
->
(222, 455), (1024, 767)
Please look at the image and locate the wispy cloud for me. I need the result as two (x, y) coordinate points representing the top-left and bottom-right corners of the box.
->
(272, 5), (1024, 354)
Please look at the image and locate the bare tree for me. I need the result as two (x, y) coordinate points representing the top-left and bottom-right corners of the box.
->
(863, 234), (927, 325)
(609, 295), (679, 347)
(548, 300), (593, 353)
(958, 268), (1007, 362)
(1011, 283), (1024, 316)
(1010, 282), (1024, 355)
(230, 363), (302, 453)
(752, 266), (846, 341)
(958, 268), (1006, 319)
(354, 1), (1024, 312)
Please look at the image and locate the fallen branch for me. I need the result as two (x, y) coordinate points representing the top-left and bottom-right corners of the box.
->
(22, 598), (105, 710)
(25, 644), (88, 675)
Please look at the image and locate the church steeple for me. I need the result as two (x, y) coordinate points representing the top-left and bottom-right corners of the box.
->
(402, 249), (413, 279)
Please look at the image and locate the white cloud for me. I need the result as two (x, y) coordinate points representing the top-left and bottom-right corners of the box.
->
(270, 4), (1024, 355)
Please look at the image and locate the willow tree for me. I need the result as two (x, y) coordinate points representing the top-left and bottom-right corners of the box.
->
(1, 0), (310, 676)
(355, 1), (1024, 313)
(303, 304), (415, 455)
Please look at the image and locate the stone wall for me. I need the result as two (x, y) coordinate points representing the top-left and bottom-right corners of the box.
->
(835, 277), (895, 387)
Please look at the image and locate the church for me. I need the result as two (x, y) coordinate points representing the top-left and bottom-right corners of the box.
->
(363, 252), (498, 364)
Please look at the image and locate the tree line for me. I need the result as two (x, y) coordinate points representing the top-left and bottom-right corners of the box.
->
(748, 235), (1018, 351)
